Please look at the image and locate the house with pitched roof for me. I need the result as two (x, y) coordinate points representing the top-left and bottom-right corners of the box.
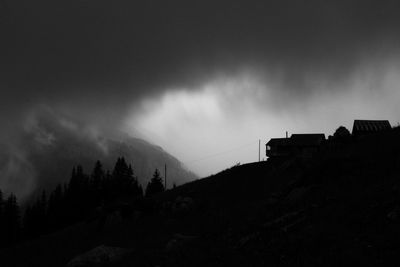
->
(266, 133), (325, 159)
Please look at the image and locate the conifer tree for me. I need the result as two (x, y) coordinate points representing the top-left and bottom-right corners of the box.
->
(112, 157), (142, 197)
(66, 165), (89, 222)
(90, 160), (105, 205)
(91, 160), (105, 190)
(38, 191), (48, 233)
(23, 205), (33, 237)
(0, 189), (3, 222)
(47, 184), (64, 229)
(0, 189), (4, 244)
(102, 170), (113, 201)
(23, 191), (48, 237)
(4, 193), (20, 244)
(0, 188), (3, 211)
(145, 169), (165, 197)
(112, 157), (130, 187)
(128, 164), (143, 197)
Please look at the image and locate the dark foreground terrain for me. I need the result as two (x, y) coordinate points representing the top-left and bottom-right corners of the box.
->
(2, 128), (400, 266)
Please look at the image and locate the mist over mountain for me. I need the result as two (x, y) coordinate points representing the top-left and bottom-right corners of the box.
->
(0, 108), (197, 200)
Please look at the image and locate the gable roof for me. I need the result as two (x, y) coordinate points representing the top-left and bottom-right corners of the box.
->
(266, 138), (290, 146)
(352, 120), (391, 134)
(266, 134), (326, 147)
(290, 134), (326, 146)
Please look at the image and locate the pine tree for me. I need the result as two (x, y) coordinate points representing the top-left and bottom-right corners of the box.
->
(128, 164), (143, 198)
(91, 161), (105, 190)
(23, 191), (48, 238)
(4, 193), (20, 245)
(38, 191), (48, 233)
(65, 165), (89, 222)
(90, 160), (105, 205)
(112, 158), (130, 187)
(112, 157), (142, 197)
(47, 184), (64, 230)
(68, 167), (78, 197)
(0, 189), (4, 222)
(145, 169), (165, 197)
(0, 189), (4, 245)
(102, 170), (113, 201)
(23, 205), (33, 238)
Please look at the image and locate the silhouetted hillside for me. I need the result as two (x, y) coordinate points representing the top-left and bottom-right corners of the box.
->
(2, 127), (400, 266)
(0, 110), (197, 201)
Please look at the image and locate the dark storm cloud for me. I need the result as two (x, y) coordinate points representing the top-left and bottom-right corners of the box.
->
(2, 0), (400, 98)
(0, 0), (399, 135)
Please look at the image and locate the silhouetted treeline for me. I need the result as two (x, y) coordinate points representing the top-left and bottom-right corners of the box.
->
(0, 157), (166, 247)
(23, 157), (144, 238)
(0, 192), (21, 246)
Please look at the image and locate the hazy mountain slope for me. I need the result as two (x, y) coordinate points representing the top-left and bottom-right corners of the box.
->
(0, 110), (197, 200)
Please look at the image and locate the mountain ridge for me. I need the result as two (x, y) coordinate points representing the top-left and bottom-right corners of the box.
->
(0, 109), (197, 201)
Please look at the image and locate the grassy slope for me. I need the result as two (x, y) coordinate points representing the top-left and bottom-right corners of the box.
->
(2, 128), (400, 266)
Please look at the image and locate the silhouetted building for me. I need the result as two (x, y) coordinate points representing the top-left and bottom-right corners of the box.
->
(266, 138), (292, 158)
(266, 133), (325, 159)
(290, 134), (325, 158)
(352, 120), (391, 136)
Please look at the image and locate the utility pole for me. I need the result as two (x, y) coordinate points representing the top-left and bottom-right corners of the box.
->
(258, 139), (261, 162)
(164, 163), (167, 190)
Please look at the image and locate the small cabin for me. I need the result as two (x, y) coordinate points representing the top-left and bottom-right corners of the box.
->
(352, 120), (391, 136)
(266, 133), (325, 159)
(266, 138), (292, 158)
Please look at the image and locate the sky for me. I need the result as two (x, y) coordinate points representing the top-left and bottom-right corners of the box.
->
(1, 0), (400, 177)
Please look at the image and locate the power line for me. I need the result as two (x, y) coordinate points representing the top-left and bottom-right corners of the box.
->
(183, 140), (260, 165)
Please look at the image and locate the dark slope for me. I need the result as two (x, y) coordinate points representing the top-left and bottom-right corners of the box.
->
(2, 128), (400, 266)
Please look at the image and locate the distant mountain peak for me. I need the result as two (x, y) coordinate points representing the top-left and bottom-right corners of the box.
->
(0, 109), (198, 201)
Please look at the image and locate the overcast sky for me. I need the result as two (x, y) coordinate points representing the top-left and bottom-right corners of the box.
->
(1, 0), (400, 176)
